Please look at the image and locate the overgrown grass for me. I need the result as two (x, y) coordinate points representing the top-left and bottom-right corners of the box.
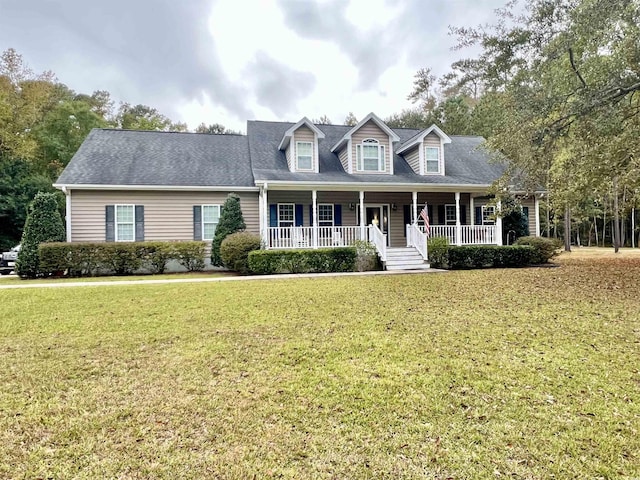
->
(0, 258), (639, 478)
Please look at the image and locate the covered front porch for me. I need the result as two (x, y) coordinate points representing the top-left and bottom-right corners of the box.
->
(257, 186), (535, 258)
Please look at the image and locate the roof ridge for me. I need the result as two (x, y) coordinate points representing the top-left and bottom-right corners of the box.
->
(96, 128), (247, 137)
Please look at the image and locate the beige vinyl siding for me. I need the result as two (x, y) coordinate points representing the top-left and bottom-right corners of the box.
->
(351, 120), (390, 174)
(338, 147), (349, 172)
(70, 190), (259, 242)
(423, 133), (442, 175)
(404, 146), (420, 174)
(521, 197), (536, 235)
(292, 125), (315, 171)
(285, 144), (292, 171)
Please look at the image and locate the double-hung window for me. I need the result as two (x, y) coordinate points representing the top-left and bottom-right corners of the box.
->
(356, 138), (385, 172)
(202, 205), (221, 240)
(425, 146), (440, 174)
(296, 141), (313, 170)
(318, 204), (334, 227)
(482, 205), (495, 225)
(444, 204), (456, 225)
(278, 203), (295, 228)
(115, 205), (134, 241)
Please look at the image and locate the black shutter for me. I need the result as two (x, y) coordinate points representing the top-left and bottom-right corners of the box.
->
(403, 205), (410, 237)
(460, 205), (466, 225)
(105, 205), (115, 242)
(437, 205), (445, 225)
(334, 204), (342, 226)
(475, 206), (482, 225)
(269, 204), (277, 227)
(295, 204), (303, 226)
(193, 206), (202, 240)
(135, 205), (144, 241)
(428, 205), (433, 222)
(309, 205), (314, 225)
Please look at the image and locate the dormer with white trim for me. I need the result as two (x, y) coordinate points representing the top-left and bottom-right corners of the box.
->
(330, 112), (400, 175)
(278, 117), (325, 173)
(396, 124), (452, 176)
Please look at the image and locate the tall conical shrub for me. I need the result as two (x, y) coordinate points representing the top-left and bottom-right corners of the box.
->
(211, 193), (246, 266)
(16, 192), (65, 278)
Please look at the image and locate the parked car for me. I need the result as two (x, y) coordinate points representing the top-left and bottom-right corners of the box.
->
(0, 245), (20, 275)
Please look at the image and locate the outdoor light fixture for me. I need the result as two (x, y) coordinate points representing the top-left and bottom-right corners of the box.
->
(391, 203), (397, 211)
(349, 203), (355, 210)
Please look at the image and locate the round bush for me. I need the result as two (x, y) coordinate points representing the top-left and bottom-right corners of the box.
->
(514, 236), (560, 264)
(220, 232), (262, 274)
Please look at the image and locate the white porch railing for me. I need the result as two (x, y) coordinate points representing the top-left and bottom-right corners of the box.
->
(418, 224), (497, 245)
(368, 224), (387, 261)
(267, 226), (363, 249)
(407, 223), (428, 260)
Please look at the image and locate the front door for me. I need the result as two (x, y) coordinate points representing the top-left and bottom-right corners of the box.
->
(358, 205), (390, 245)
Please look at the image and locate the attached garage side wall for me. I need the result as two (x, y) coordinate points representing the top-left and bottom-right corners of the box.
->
(70, 190), (260, 242)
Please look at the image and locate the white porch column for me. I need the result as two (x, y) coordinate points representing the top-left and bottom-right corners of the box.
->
(312, 190), (318, 249)
(412, 191), (418, 224)
(496, 199), (503, 245)
(534, 195), (541, 237)
(470, 195), (475, 226)
(455, 192), (462, 246)
(359, 191), (365, 240)
(263, 184), (269, 249)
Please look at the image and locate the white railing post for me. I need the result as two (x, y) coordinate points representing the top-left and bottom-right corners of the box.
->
(359, 191), (365, 241)
(455, 192), (462, 246)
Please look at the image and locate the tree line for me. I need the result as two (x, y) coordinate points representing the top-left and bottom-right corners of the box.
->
(0, 48), (238, 249)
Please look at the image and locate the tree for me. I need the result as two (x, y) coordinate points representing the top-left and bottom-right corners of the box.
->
(312, 115), (332, 125)
(343, 112), (358, 126)
(116, 103), (187, 131)
(211, 193), (246, 266)
(15, 191), (65, 278)
(385, 108), (432, 129)
(194, 123), (240, 135)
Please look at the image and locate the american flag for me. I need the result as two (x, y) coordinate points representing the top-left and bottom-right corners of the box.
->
(419, 205), (431, 236)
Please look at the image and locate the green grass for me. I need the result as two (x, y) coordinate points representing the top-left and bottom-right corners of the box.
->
(1, 257), (639, 478)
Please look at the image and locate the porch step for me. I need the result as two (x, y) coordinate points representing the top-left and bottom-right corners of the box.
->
(384, 247), (431, 271)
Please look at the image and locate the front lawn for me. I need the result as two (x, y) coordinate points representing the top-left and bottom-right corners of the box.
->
(0, 257), (638, 478)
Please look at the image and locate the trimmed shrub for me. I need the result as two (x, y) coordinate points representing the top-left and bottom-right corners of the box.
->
(38, 241), (207, 277)
(427, 236), (449, 268)
(140, 242), (174, 274)
(211, 193), (246, 266)
(98, 243), (145, 275)
(173, 241), (206, 272)
(220, 232), (262, 274)
(447, 245), (536, 269)
(16, 192), (66, 278)
(353, 240), (380, 272)
(248, 248), (356, 275)
(514, 236), (561, 264)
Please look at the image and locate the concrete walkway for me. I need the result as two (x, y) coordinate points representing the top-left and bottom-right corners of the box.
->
(0, 268), (445, 290)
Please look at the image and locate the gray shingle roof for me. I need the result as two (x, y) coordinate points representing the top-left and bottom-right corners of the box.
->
(56, 129), (253, 187)
(248, 120), (505, 186)
(57, 122), (505, 188)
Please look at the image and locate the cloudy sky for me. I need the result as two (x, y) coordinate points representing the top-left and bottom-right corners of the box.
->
(0, 0), (506, 132)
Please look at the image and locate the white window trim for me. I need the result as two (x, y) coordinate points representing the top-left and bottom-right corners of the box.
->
(444, 204), (456, 225)
(115, 204), (135, 242)
(202, 204), (221, 241)
(425, 146), (441, 174)
(482, 205), (496, 225)
(356, 138), (385, 172)
(317, 203), (334, 227)
(278, 203), (295, 227)
(295, 141), (313, 171)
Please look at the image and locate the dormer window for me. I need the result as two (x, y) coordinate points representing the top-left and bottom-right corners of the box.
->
(296, 141), (313, 170)
(425, 146), (440, 174)
(356, 138), (385, 172)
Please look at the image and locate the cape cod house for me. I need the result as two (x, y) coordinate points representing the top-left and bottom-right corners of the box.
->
(54, 113), (542, 270)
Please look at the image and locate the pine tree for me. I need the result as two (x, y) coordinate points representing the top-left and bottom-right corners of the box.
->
(16, 192), (65, 278)
(211, 193), (246, 266)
